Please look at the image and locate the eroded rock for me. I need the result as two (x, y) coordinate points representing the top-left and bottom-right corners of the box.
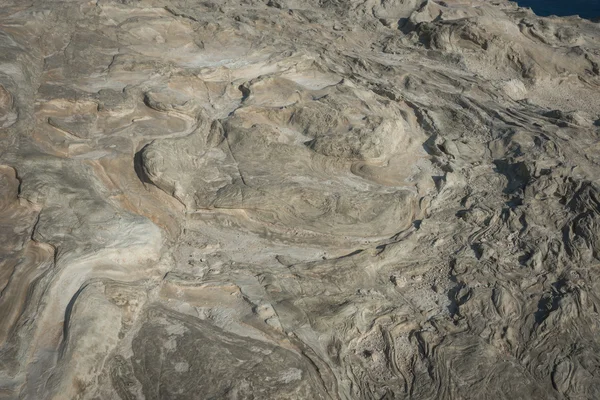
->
(0, 0), (599, 399)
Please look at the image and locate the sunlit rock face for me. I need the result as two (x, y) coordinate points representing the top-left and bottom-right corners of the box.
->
(0, 0), (600, 399)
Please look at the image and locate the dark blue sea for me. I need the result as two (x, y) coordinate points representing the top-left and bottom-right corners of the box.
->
(515, 0), (600, 19)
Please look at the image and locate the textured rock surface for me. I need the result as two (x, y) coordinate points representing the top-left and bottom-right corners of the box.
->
(0, 0), (600, 398)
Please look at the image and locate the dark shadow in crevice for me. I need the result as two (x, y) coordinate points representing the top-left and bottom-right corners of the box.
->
(238, 84), (250, 102)
(534, 278), (569, 325)
(493, 159), (531, 194)
(134, 144), (153, 184)
(447, 281), (471, 318)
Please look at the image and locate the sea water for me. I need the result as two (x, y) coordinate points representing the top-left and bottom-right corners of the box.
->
(515, 0), (600, 20)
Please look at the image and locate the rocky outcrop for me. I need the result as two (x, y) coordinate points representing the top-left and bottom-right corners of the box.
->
(0, 0), (599, 398)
